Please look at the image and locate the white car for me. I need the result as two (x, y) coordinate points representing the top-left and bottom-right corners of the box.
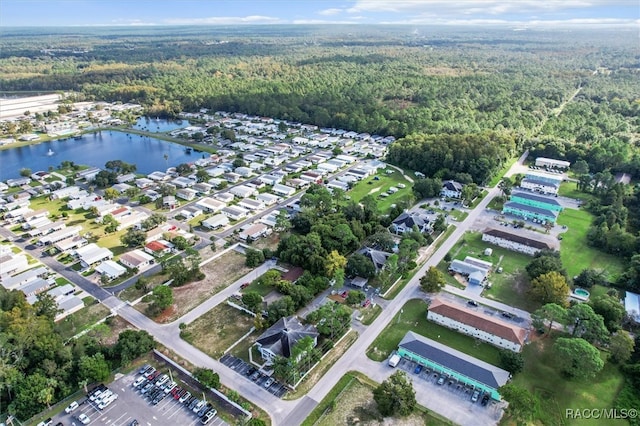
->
(77, 413), (91, 425)
(155, 374), (169, 386)
(132, 376), (146, 388)
(95, 390), (113, 405)
(65, 400), (79, 413)
(98, 393), (118, 409)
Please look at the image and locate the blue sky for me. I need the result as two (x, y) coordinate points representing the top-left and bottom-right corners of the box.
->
(2, 0), (638, 27)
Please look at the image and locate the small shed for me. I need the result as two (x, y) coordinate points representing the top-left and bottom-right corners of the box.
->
(351, 276), (368, 289)
(484, 248), (493, 256)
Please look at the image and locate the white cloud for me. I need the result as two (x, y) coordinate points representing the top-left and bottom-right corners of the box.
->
(380, 16), (639, 27)
(293, 19), (363, 25)
(164, 15), (282, 25)
(349, 0), (637, 15)
(318, 8), (344, 16)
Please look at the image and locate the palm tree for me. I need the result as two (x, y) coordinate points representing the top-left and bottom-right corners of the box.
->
(164, 153), (169, 168)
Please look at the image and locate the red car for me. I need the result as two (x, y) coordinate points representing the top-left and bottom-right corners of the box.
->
(240, 282), (250, 289)
(362, 299), (371, 308)
(340, 291), (348, 298)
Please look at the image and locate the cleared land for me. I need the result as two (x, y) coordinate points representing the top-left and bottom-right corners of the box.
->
(366, 299), (501, 366)
(348, 168), (413, 212)
(303, 372), (451, 426)
(511, 335), (625, 426)
(181, 303), (255, 359)
(54, 299), (110, 341)
(138, 250), (251, 323)
(556, 208), (625, 279)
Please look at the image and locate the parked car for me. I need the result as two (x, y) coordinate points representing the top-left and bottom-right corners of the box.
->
(198, 403), (213, 417)
(471, 390), (480, 403)
(263, 377), (275, 388)
(155, 374), (169, 386)
(163, 381), (177, 394)
(240, 282), (250, 289)
(138, 364), (152, 375)
(179, 391), (192, 403)
(340, 291), (348, 298)
(189, 398), (201, 410)
(98, 393), (118, 409)
(65, 401), (79, 413)
(414, 365), (422, 374)
(362, 299), (371, 308)
(437, 376), (445, 385)
(467, 300), (478, 307)
(36, 419), (52, 426)
(250, 371), (260, 381)
(145, 367), (157, 379)
(481, 394), (490, 406)
(77, 413), (91, 425)
(133, 376), (146, 388)
(130, 421), (139, 426)
(501, 312), (513, 319)
(201, 409), (217, 424)
(193, 400), (206, 413)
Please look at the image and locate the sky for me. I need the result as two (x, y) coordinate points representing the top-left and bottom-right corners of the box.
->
(1, 0), (638, 28)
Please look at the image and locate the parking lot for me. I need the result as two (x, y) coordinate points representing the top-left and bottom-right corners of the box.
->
(394, 356), (505, 426)
(220, 354), (288, 398)
(51, 368), (228, 426)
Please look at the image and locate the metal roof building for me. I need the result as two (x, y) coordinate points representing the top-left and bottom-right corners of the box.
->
(397, 331), (511, 400)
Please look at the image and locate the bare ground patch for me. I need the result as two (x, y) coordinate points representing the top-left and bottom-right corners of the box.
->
(316, 376), (425, 426)
(181, 303), (255, 359)
(139, 250), (252, 323)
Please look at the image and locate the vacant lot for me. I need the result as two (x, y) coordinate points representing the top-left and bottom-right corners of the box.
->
(303, 372), (450, 426)
(511, 335), (625, 426)
(54, 298), (110, 341)
(367, 299), (501, 366)
(556, 208), (625, 280)
(181, 303), (255, 359)
(139, 250), (251, 323)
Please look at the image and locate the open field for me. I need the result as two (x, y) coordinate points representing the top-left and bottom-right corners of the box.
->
(180, 303), (255, 359)
(54, 299), (110, 341)
(558, 181), (597, 203)
(511, 335), (626, 426)
(367, 299), (501, 366)
(137, 250), (251, 322)
(302, 372), (451, 426)
(556, 208), (626, 280)
(348, 168), (413, 212)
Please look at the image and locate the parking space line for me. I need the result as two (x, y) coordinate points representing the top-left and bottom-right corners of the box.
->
(111, 412), (129, 425)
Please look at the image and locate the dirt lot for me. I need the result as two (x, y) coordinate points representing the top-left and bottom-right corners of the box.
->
(138, 250), (252, 323)
(181, 303), (255, 359)
(317, 376), (425, 426)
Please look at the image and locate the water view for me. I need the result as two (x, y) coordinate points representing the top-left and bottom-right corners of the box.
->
(132, 117), (188, 133)
(0, 129), (207, 181)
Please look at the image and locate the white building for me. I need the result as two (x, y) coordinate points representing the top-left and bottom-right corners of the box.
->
(535, 157), (571, 169)
(427, 298), (527, 352)
(482, 228), (553, 256)
(75, 244), (113, 267)
(95, 260), (127, 280)
(271, 184), (295, 197)
(239, 223), (270, 241)
(196, 197), (226, 213)
(221, 206), (249, 221)
(201, 214), (230, 230)
(119, 249), (154, 269)
(39, 225), (82, 246)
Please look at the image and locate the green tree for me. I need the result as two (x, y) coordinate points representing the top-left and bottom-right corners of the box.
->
(242, 291), (263, 313)
(499, 350), (524, 374)
(19, 168), (32, 177)
(566, 303), (609, 343)
(120, 228), (147, 248)
(526, 251), (565, 279)
(325, 250), (347, 278)
(103, 187), (120, 200)
(345, 290), (366, 307)
(590, 294), (626, 332)
(529, 271), (570, 306)
(532, 303), (567, 333)
(78, 353), (110, 383)
(245, 248), (265, 267)
(345, 253), (376, 279)
(33, 293), (61, 321)
(193, 368), (220, 389)
(373, 370), (417, 417)
(499, 383), (536, 423)
(574, 268), (607, 289)
(151, 285), (173, 310)
(114, 330), (156, 365)
(572, 159), (590, 175)
(306, 302), (350, 339)
(420, 266), (446, 293)
(267, 296), (295, 323)
(554, 337), (604, 379)
(498, 177), (513, 197)
(609, 331), (635, 364)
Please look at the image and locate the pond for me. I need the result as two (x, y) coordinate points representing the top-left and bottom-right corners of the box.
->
(0, 129), (208, 181)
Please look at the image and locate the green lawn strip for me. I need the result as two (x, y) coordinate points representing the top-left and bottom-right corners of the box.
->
(347, 169), (413, 212)
(367, 299), (501, 365)
(301, 373), (356, 426)
(359, 304), (382, 325)
(55, 277), (71, 285)
(241, 271), (280, 296)
(54, 299), (110, 341)
(468, 190), (489, 209)
(556, 208), (625, 279)
(227, 330), (260, 363)
(487, 157), (519, 187)
(511, 336), (626, 426)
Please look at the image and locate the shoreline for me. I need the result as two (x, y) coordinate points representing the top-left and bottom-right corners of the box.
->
(0, 126), (218, 155)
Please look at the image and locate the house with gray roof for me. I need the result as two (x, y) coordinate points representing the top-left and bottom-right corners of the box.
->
(255, 316), (319, 364)
(391, 211), (431, 234)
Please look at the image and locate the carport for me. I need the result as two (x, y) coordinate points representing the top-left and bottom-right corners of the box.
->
(397, 331), (510, 400)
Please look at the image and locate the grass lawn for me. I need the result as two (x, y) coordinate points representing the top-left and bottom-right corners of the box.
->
(54, 299), (110, 341)
(228, 330), (260, 363)
(302, 371), (453, 426)
(347, 169), (413, 213)
(556, 209), (626, 280)
(180, 303), (255, 359)
(511, 335), (626, 426)
(558, 181), (596, 203)
(359, 304), (382, 325)
(367, 299), (501, 366)
(242, 269), (280, 296)
(447, 232), (538, 311)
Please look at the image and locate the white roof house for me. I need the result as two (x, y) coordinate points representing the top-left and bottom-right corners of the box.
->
(95, 260), (127, 279)
(272, 184), (295, 196)
(39, 225), (82, 246)
(176, 188), (198, 201)
(239, 223), (270, 241)
(221, 206), (249, 221)
(1, 266), (49, 290)
(54, 295), (85, 321)
(119, 249), (154, 269)
(229, 185), (257, 198)
(196, 197), (226, 213)
(201, 214), (230, 230)
(256, 193), (280, 205)
(238, 198), (265, 211)
(75, 244), (113, 267)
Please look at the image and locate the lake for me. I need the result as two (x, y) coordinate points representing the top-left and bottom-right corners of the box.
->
(132, 117), (189, 133)
(0, 129), (208, 181)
